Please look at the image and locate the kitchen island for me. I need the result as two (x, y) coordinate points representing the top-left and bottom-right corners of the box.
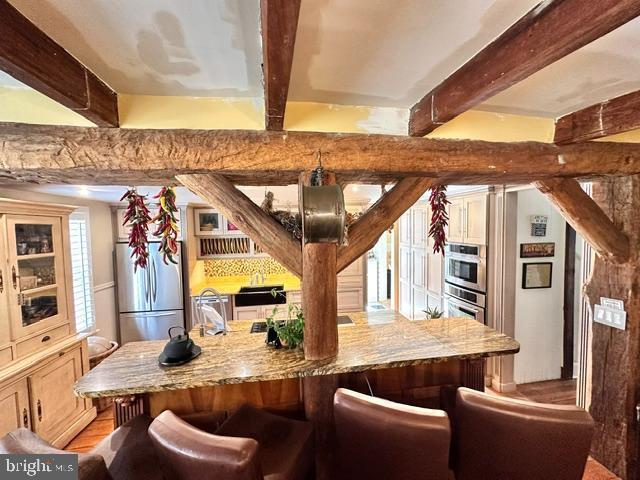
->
(76, 311), (518, 417)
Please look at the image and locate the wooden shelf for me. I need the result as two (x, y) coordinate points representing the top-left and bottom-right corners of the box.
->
(16, 252), (56, 261)
(21, 284), (57, 296)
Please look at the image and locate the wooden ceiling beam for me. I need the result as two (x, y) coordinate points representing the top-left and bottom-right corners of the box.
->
(409, 0), (640, 137)
(554, 89), (640, 144)
(2, 123), (640, 185)
(0, 0), (118, 127)
(535, 178), (629, 263)
(260, 0), (301, 131)
(177, 174), (303, 277)
(337, 178), (436, 273)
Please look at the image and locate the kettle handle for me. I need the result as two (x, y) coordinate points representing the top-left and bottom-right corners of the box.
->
(168, 326), (188, 339)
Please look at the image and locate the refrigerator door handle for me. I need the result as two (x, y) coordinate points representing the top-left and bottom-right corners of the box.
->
(143, 264), (150, 302)
(152, 257), (158, 302)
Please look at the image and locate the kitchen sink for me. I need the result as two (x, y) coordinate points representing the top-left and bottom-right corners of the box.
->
(235, 284), (286, 307)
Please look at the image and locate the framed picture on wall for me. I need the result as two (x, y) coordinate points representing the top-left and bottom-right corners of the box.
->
(520, 242), (555, 258)
(522, 262), (553, 289)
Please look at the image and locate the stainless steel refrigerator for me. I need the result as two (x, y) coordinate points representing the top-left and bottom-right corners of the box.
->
(115, 242), (184, 343)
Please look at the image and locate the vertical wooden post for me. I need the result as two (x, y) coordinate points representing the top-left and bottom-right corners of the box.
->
(561, 224), (576, 379)
(303, 375), (339, 480)
(300, 171), (339, 361)
(299, 171), (340, 480)
(584, 176), (640, 480)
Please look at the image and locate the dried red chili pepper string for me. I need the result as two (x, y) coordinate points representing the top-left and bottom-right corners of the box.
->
(153, 187), (180, 264)
(428, 185), (450, 255)
(120, 188), (151, 270)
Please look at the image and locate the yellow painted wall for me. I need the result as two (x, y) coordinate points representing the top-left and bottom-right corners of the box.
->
(6, 86), (636, 145)
(118, 94), (264, 130)
(427, 110), (555, 143)
(0, 86), (93, 127)
(596, 128), (640, 143)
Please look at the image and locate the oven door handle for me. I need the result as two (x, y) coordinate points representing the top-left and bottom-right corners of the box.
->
(446, 296), (480, 313)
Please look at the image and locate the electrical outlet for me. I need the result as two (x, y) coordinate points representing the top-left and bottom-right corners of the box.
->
(594, 304), (626, 330)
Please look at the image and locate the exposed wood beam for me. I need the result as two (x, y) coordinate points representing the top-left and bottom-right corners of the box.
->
(409, 0), (640, 137)
(177, 174), (302, 277)
(260, 0), (301, 130)
(555, 89), (640, 144)
(535, 178), (629, 263)
(0, 0), (118, 127)
(337, 178), (436, 272)
(3, 123), (640, 185)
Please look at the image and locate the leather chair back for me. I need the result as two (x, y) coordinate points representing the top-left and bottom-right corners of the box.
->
(334, 388), (452, 480)
(148, 410), (263, 480)
(454, 387), (594, 480)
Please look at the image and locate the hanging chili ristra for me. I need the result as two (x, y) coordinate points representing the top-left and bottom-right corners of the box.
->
(153, 187), (180, 264)
(121, 188), (151, 270)
(428, 185), (450, 255)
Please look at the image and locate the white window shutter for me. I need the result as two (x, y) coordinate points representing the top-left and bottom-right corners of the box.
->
(69, 211), (95, 332)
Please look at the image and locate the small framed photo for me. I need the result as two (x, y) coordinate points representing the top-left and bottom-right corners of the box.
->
(522, 262), (553, 289)
(520, 242), (555, 258)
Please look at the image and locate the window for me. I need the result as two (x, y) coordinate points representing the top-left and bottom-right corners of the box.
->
(70, 210), (95, 332)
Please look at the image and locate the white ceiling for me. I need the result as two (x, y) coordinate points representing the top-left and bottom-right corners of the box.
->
(6, 0), (263, 97)
(2, 0), (640, 118)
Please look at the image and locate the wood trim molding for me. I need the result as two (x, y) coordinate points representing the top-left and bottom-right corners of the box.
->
(0, 1), (118, 127)
(409, 0), (640, 136)
(337, 177), (436, 272)
(534, 178), (630, 264)
(3, 123), (640, 186)
(177, 174), (303, 277)
(94, 282), (116, 293)
(554, 89), (640, 144)
(260, 0), (301, 131)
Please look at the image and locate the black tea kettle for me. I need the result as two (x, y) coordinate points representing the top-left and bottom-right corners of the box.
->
(158, 326), (202, 366)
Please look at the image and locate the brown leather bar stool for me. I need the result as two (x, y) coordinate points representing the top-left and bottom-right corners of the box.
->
(452, 387), (594, 480)
(149, 406), (313, 480)
(0, 415), (164, 480)
(333, 388), (452, 480)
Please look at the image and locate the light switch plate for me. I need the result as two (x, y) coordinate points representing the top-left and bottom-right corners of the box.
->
(594, 304), (627, 330)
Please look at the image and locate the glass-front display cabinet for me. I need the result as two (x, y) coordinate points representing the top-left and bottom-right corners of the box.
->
(5, 216), (68, 338)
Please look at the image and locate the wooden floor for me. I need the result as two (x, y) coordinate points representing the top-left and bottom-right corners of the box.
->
(65, 407), (115, 453)
(65, 380), (620, 479)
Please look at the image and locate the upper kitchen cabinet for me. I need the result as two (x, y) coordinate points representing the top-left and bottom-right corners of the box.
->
(1, 208), (73, 341)
(447, 194), (487, 245)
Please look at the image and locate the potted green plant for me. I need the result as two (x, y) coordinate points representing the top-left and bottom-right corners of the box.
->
(423, 307), (443, 319)
(265, 289), (304, 349)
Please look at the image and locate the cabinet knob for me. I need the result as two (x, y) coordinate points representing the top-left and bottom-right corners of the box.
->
(22, 408), (28, 428)
(41, 335), (51, 343)
(37, 400), (42, 422)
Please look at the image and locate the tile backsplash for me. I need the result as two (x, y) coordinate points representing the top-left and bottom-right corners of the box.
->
(204, 258), (288, 277)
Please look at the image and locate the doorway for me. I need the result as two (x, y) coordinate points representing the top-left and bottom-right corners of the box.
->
(366, 229), (393, 311)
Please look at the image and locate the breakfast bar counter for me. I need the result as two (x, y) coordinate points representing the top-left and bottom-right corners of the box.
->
(75, 311), (519, 399)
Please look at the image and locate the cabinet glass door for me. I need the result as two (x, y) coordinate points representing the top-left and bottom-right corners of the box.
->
(6, 216), (67, 337)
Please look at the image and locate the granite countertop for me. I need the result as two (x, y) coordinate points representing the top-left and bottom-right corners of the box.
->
(190, 273), (301, 296)
(75, 312), (519, 398)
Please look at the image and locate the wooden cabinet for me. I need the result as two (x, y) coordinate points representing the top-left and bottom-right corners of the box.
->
(0, 379), (30, 434)
(337, 256), (364, 313)
(447, 194), (487, 245)
(4, 215), (68, 340)
(398, 206), (445, 319)
(447, 198), (465, 243)
(464, 195), (488, 245)
(29, 346), (85, 443)
(0, 199), (95, 448)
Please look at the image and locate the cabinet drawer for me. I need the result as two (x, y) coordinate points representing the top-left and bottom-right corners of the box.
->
(0, 345), (13, 364)
(337, 276), (362, 289)
(16, 324), (70, 359)
(287, 291), (302, 305)
(337, 289), (363, 312)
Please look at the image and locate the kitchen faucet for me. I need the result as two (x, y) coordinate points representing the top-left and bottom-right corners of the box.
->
(196, 288), (228, 336)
